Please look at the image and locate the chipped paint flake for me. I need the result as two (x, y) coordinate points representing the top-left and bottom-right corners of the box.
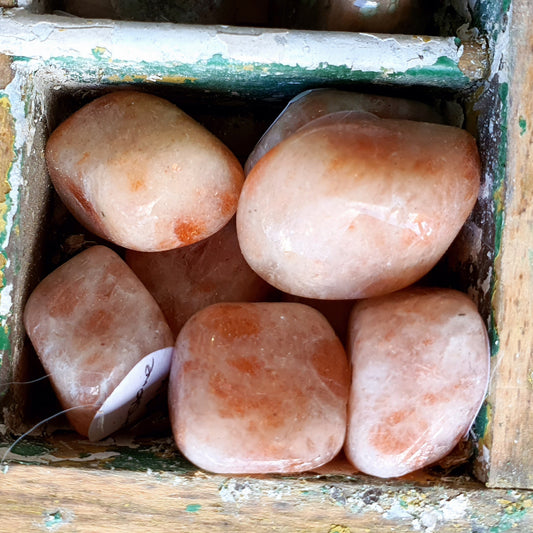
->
(440, 495), (469, 520)
(519, 116), (527, 136)
(328, 526), (351, 533)
(0, 10), (479, 93)
(42, 508), (74, 530)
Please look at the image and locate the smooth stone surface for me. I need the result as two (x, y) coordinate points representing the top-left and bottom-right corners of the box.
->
(46, 91), (244, 252)
(237, 113), (481, 299)
(281, 293), (355, 342)
(245, 89), (443, 174)
(345, 288), (490, 478)
(169, 302), (350, 473)
(23, 246), (173, 437)
(126, 218), (273, 337)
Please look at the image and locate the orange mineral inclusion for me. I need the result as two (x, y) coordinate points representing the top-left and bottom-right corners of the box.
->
(169, 302), (350, 474)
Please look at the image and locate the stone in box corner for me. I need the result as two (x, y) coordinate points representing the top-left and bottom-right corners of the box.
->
(169, 302), (350, 474)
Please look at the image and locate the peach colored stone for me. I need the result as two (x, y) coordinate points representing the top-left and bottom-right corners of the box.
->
(23, 246), (173, 438)
(245, 89), (443, 174)
(169, 302), (349, 473)
(281, 293), (355, 342)
(237, 113), (481, 299)
(345, 288), (490, 478)
(126, 218), (273, 337)
(45, 91), (244, 252)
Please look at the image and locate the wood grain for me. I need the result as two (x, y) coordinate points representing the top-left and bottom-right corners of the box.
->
(481, 0), (533, 489)
(0, 54), (13, 89)
(0, 463), (532, 532)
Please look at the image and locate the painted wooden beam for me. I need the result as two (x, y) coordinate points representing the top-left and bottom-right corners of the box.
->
(0, 460), (532, 531)
(0, 11), (488, 95)
(474, 0), (533, 490)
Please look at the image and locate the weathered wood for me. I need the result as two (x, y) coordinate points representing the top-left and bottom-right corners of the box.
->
(0, 81), (14, 206)
(0, 54), (13, 89)
(0, 462), (532, 532)
(0, 10), (489, 95)
(0, 76), (15, 398)
(475, 0), (533, 490)
(0, 1), (530, 522)
(458, 40), (489, 81)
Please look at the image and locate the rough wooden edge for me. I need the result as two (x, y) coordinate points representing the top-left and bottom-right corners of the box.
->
(0, 463), (532, 531)
(458, 40), (490, 81)
(0, 54), (13, 88)
(0, 64), (15, 399)
(0, 10), (486, 93)
(481, 0), (533, 490)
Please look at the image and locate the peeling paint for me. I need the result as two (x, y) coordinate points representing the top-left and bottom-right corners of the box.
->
(0, 10), (485, 97)
(185, 503), (202, 513)
(42, 508), (74, 530)
(328, 526), (351, 533)
(91, 46), (111, 60)
(519, 116), (527, 135)
(469, 0), (512, 483)
(0, 96), (14, 247)
(7, 53), (475, 103)
(489, 493), (533, 532)
(0, 93), (14, 371)
(0, 11), (467, 74)
(216, 476), (529, 532)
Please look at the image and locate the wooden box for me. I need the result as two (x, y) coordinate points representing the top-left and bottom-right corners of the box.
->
(0, 0), (532, 530)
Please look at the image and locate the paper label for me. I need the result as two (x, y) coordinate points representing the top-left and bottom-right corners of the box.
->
(88, 347), (174, 442)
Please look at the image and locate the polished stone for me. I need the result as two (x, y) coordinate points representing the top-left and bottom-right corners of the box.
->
(238, 113), (481, 299)
(46, 91), (244, 252)
(281, 293), (355, 342)
(169, 302), (350, 473)
(23, 246), (174, 438)
(245, 89), (443, 174)
(126, 218), (273, 337)
(344, 288), (490, 478)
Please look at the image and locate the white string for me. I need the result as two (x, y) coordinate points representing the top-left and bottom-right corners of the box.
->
(1, 404), (95, 469)
(0, 374), (51, 390)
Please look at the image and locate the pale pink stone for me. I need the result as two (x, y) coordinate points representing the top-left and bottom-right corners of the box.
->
(281, 293), (355, 342)
(45, 91), (244, 252)
(345, 288), (490, 478)
(237, 113), (480, 299)
(126, 218), (273, 337)
(23, 246), (173, 438)
(245, 89), (443, 174)
(169, 302), (349, 473)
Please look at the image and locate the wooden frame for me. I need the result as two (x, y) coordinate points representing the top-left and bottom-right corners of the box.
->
(0, 0), (531, 529)
(477, 0), (533, 490)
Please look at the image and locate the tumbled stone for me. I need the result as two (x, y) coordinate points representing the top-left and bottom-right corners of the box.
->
(345, 288), (490, 478)
(169, 302), (350, 473)
(237, 112), (480, 299)
(23, 246), (174, 439)
(126, 218), (273, 337)
(46, 91), (244, 252)
(245, 89), (443, 174)
(281, 293), (355, 342)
